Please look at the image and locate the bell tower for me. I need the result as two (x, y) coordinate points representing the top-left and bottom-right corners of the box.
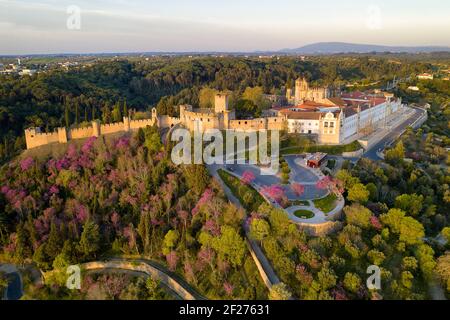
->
(295, 77), (309, 104)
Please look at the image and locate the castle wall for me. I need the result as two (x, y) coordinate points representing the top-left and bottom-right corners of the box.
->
(228, 119), (268, 131)
(25, 116), (166, 150)
(69, 127), (94, 140)
(129, 118), (156, 130)
(159, 115), (181, 129)
(100, 122), (125, 135)
(25, 130), (59, 149)
(180, 110), (220, 131)
(266, 116), (286, 131)
(228, 116), (286, 131)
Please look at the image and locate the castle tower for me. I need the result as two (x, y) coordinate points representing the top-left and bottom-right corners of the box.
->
(295, 77), (331, 104)
(295, 77), (309, 104)
(57, 127), (68, 143)
(123, 116), (130, 132)
(214, 93), (229, 114)
(286, 88), (294, 104)
(92, 120), (101, 137)
(25, 128), (40, 149)
(222, 109), (236, 130)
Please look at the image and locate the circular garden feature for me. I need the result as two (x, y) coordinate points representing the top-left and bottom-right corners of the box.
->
(293, 209), (315, 219)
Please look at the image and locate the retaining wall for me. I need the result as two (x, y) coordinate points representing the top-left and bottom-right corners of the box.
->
(82, 261), (197, 300)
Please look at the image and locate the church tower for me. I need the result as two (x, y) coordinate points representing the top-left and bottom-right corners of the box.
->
(294, 77), (331, 104)
(295, 77), (309, 105)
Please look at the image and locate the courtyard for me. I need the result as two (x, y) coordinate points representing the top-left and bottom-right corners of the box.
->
(220, 154), (344, 225)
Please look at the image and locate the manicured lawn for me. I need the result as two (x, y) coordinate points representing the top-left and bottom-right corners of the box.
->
(293, 210), (315, 219)
(281, 140), (362, 155)
(218, 169), (265, 212)
(313, 193), (338, 213)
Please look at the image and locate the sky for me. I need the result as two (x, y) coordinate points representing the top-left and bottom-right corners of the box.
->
(0, 0), (449, 55)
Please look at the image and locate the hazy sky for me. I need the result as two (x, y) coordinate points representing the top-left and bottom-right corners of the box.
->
(1, 0), (449, 54)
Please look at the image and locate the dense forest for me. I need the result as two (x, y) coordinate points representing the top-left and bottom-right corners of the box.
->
(0, 55), (435, 161)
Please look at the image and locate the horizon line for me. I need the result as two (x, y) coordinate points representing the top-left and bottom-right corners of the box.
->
(2, 41), (450, 57)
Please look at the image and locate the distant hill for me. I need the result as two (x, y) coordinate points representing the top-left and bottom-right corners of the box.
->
(280, 42), (450, 54)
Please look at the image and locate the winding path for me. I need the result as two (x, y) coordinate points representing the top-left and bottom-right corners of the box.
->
(0, 265), (23, 300)
(81, 258), (205, 300)
(207, 164), (283, 291)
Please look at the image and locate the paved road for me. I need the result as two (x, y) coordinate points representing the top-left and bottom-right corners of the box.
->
(364, 107), (426, 161)
(224, 158), (328, 200)
(284, 156), (320, 183)
(82, 258), (205, 300)
(0, 264), (23, 300)
(207, 164), (282, 291)
(5, 272), (22, 300)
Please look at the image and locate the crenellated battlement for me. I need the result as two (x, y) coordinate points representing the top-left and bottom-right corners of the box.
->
(25, 116), (159, 150)
(24, 94), (288, 150)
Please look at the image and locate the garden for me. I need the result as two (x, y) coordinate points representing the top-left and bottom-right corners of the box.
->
(293, 210), (315, 219)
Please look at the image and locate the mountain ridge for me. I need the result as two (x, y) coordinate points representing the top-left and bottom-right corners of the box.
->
(280, 42), (450, 54)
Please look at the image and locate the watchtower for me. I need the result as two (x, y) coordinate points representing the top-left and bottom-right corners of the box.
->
(24, 128), (41, 149)
(214, 93), (229, 114)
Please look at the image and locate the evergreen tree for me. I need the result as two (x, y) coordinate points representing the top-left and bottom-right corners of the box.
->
(74, 101), (79, 125)
(64, 102), (70, 127)
(84, 105), (88, 122)
(102, 103), (112, 123)
(14, 223), (30, 265)
(112, 102), (122, 122)
(45, 220), (62, 261)
(78, 220), (101, 261)
(123, 99), (128, 117)
(91, 105), (96, 121)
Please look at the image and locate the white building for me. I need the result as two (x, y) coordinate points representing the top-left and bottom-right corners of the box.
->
(278, 92), (403, 145)
(19, 69), (37, 76)
(417, 73), (434, 80)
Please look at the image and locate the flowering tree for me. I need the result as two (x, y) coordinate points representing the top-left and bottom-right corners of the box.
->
(370, 216), (382, 230)
(197, 247), (215, 271)
(166, 251), (179, 272)
(184, 260), (196, 284)
(316, 176), (333, 190)
(192, 189), (214, 216)
(291, 183), (305, 197)
(20, 157), (34, 171)
(241, 170), (256, 185)
(261, 185), (286, 205)
(203, 219), (221, 236)
(316, 176), (344, 195)
(223, 282), (234, 296)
